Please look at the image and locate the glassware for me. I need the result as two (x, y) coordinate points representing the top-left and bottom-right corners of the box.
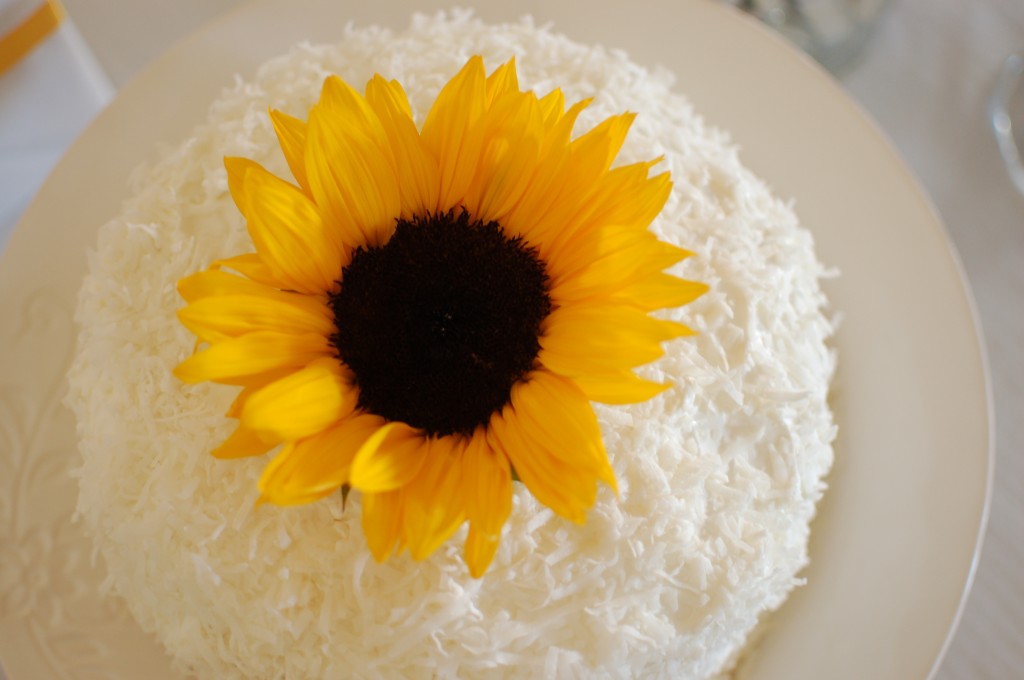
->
(725, 0), (890, 75)
(990, 53), (1024, 196)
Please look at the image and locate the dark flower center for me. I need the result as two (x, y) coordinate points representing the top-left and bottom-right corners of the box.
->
(330, 209), (552, 437)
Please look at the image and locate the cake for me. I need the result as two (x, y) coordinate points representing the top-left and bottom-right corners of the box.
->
(67, 11), (836, 680)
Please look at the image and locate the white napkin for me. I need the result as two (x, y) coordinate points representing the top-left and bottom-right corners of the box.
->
(0, 0), (113, 252)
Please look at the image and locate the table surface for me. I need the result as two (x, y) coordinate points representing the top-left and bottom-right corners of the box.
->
(3, 0), (1022, 678)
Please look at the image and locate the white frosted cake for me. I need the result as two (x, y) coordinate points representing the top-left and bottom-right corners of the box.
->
(68, 11), (836, 680)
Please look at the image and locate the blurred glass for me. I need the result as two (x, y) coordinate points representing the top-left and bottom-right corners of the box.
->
(724, 0), (890, 75)
(990, 53), (1024, 196)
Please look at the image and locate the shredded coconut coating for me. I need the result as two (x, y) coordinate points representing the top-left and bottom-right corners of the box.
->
(68, 11), (836, 680)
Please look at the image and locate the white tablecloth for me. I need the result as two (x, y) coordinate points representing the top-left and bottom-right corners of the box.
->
(1, 0), (1020, 677)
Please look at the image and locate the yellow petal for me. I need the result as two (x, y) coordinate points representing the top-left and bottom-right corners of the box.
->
(177, 293), (333, 345)
(534, 118), (645, 260)
(547, 165), (672, 266)
(233, 158), (344, 295)
(611, 274), (709, 311)
(461, 430), (511, 577)
(509, 372), (615, 489)
(178, 267), (282, 303)
(537, 112), (636, 244)
(366, 76), (412, 118)
(464, 90), (544, 223)
(461, 430), (511, 535)
(568, 370), (672, 405)
(269, 108), (310, 194)
(241, 357), (356, 440)
(537, 88), (565, 125)
(211, 423), (278, 459)
(402, 436), (466, 561)
(362, 488), (404, 562)
(569, 112), (635, 176)
(174, 331), (331, 385)
(465, 525), (500, 579)
(421, 55), (487, 210)
(225, 155), (260, 215)
(258, 413), (384, 504)
(364, 75), (441, 218)
(225, 367), (296, 389)
(348, 422), (428, 492)
(306, 77), (401, 247)
(503, 102), (620, 250)
(548, 223), (689, 293)
(485, 57), (519, 107)
(225, 385), (257, 419)
(211, 253), (279, 288)
(257, 443), (338, 507)
(318, 73), (393, 148)
(487, 406), (596, 524)
(549, 98), (591, 148)
(540, 302), (689, 376)
(587, 167), (672, 235)
(549, 233), (705, 311)
(570, 162), (669, 230)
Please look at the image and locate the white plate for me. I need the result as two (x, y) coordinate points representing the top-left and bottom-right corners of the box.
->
(0, 0), (992, 678)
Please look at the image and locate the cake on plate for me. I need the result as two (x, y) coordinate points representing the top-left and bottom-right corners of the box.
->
(67, 11), (836, 680)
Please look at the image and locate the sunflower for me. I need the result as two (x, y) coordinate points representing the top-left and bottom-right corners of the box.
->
(174, 56), (706, 577)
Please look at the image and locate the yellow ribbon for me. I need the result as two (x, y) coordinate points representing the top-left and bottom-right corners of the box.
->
(0, 0), (65, 77)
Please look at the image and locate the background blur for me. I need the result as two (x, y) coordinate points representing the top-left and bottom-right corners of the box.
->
(1, 0), (1021, 678)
